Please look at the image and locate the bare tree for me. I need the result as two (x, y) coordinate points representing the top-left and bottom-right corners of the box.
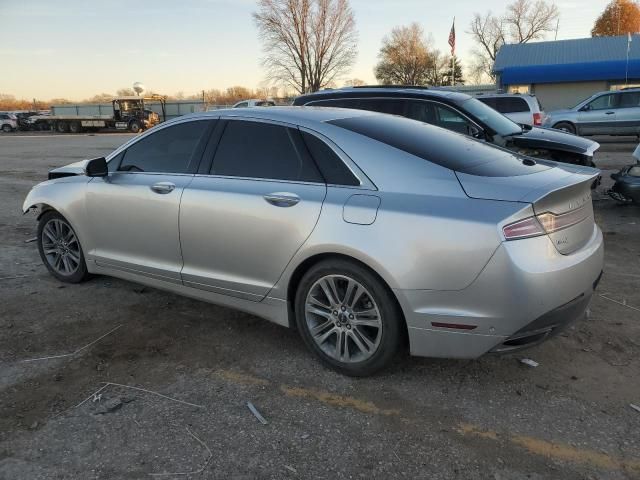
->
(374, 23), (436, 85)
(469, 0), (559, 79)
(254, 0), (358, 93)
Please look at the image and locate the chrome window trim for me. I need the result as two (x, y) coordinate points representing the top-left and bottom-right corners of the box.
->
(198, 115), (376, 190)
(297, 126), (376, 191)
(105, 117), (219, 163)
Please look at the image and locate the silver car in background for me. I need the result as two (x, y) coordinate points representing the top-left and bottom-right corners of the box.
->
(23, 107), (604, 376)
(544, 88), (640, 136)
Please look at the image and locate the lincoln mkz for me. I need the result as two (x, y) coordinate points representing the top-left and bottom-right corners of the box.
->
(23, 107), (604, 376)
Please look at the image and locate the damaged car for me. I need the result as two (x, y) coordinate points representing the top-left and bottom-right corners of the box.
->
(293, 86), (601, 167)
(23, 107), (604, 376)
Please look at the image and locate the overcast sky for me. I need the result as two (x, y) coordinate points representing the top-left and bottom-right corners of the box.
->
(0, 0), (609, 100)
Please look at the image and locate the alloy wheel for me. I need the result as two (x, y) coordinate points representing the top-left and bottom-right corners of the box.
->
(41, 218), (81, 276)
(304, 275), (383, 363)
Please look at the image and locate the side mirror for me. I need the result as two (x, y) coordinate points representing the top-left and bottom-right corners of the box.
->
(579, 104), (591, 112)
(86, 157), (108, 177)
(469, 125), (485, 140)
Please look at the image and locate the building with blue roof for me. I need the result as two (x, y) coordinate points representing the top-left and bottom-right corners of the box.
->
(493, 35), (640, 110)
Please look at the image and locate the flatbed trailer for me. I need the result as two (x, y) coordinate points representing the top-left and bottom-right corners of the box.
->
(29, 96), (166, 133)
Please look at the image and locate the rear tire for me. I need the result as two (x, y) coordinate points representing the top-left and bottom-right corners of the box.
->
(69, 121), (82, 133)
(294, 259), (402, 376)
(56, 121), (69, 133)
(553, 122), (576, 135)
(37, 211), (90, 284)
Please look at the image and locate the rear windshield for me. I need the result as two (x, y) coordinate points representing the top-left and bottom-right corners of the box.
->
(328, 114), (550, 177)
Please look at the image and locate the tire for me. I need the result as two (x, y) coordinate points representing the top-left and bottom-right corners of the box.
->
(56, 121), (69, 133)
(69, 121), (82, 133)
(553, 122), (576, 135)
(37, 211), (90, 284)
(129, 120), (141, 133)
(294, 259), (402, 376)
(1, 124), (12, 133)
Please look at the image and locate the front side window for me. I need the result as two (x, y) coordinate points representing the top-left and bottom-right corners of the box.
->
(118, 120), (210, 173)
(586, 94), (617, 110)
(211, 120), (323, 182)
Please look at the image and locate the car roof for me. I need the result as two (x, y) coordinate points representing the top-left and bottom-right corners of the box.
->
(180, 105), (379, 127)
(295, 86), (473, 103)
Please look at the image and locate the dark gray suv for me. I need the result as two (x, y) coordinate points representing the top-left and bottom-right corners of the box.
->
(294, 86), (600, 166)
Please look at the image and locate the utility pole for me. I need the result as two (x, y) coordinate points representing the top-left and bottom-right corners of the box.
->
(555, 18), (559, 40)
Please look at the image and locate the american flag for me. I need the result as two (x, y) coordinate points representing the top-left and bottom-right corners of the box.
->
(448, 19), (456, 56)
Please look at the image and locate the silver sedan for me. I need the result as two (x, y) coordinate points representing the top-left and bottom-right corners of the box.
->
(23, 107), (604, 376)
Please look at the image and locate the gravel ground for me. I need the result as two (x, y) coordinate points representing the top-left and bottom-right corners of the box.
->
(0, 132), (639, 479)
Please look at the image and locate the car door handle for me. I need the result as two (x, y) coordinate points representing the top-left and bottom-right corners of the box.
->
(605, 111), (615, 115)
(263, 192), (300, 207)
(150, 182), (175, 194)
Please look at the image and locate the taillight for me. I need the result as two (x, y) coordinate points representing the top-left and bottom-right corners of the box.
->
(503, 217), (545, 240)
(533, 112), (542, 126)
(503, 206), (589, 241)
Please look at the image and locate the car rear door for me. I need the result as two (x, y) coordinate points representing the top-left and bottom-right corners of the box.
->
(615, 91), (640, 135)
(85, 119), (214, 282)
(494, 97), (532, 125)
(578, 93), (618, 135)
(179, 118), (326, 301)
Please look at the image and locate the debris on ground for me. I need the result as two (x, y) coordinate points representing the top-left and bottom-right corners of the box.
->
(95, 397), (123, 415)
(247, 401), (268, 425)
(24, 237), (37, 243)
(520, 358), (539, 368)
(630, 403), (640, 413)
(284, 465), (297, 473)
(149, 427), (213, 477)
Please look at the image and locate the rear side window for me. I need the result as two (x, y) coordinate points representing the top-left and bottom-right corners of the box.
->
(328, 114), (550, 177)
(476, 97), (497, 109)
(301, 132), (359, 186)
(118, 120), (210, 173)
(619, 92), (640, 108)
(211, 120), (323, 182)
(494, 97), (529, 113)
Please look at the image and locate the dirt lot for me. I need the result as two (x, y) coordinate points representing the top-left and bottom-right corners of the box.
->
(1, 132), (639, 479)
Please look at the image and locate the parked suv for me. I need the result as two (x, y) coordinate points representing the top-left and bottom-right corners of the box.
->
(475, 93), (545, 127)
(294, 87), (599, 166)
(0, 113), (18, 132)
(543, 88), (640, 136)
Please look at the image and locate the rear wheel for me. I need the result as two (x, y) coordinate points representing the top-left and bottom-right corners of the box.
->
(295, 259), (402, 376)
(553, 122), (576, 135)
(56, 121), (69, 133)
(69, 121), (82, 133)
(37, 211), (90, 283)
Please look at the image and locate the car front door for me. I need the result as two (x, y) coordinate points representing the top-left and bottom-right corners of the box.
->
(179, 119), (327, 301)
(85, 119), (214, 283)
(578, 93), (618, 135)
(615, 91), (640, 135)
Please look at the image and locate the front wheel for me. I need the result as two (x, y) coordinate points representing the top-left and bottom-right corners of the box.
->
(1, 124), (12, 133)
(37, 211), (90, 283)
(129, 120), (141, 133)
(295, 259), (402, 376)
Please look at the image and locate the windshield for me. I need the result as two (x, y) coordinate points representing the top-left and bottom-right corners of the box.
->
(459, 98), (522, 137)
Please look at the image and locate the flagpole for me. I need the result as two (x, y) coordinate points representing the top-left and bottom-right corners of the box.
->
(626, 33), (632, 86)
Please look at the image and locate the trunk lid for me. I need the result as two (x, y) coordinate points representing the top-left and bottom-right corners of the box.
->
(456, 163), (599, 255)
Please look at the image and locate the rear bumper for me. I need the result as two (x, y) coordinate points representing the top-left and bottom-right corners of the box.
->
(396, 224), (604, 359)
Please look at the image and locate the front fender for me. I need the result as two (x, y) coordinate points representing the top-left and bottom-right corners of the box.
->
(22, 177), (91, 247)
